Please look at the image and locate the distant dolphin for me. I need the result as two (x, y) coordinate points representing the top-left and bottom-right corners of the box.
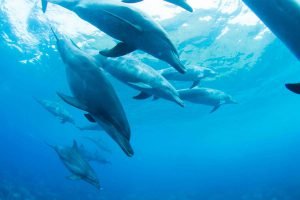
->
(178, 87), (237, 113)
(79, 144), (111, 165)
(49, 140), (100, 189)
(159, 66), (217, 88)
(51, 28), (134, 157)
(242, 0), (300, 93)
(83, 136), (112, 154)
(34, 97), (75, 124)
(94, 54), (184, 107)
(41, 0), (186, 74)
(122, 0), (193, 12)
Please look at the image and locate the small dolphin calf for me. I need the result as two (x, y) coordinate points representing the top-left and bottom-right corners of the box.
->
(49, 140), (100, 189)
(52, 28), (133, 157)
(122, 0), (193, 12)
(42, 0), (186, 73)
(94, 54), (184, 107)
(178, 87), (237, 113)
(34, 97), (75, 124)
(159, 66), (217, 88)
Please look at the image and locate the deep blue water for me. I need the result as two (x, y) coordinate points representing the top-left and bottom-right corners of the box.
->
(1, 0), (300, 199)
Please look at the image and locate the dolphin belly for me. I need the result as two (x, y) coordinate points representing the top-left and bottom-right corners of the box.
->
(243, 0), (300, 59)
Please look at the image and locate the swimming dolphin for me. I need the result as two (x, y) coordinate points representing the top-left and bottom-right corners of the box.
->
(51, 28), (134, 157)
(34, 97), (75, 124)
(242, 0), (300, 93)
(83, 136), (112, 154)
(122, 0), (193, 12)
(49, 140), (100, 189)
(41, 0), (186, 74)
(93, 54), (184, 107)
(159, 66), (217, 88)
(178, 87), (237, 113)
(79, 144), (111, 165)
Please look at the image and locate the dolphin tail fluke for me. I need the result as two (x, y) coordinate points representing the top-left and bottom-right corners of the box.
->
(285, 83), (300, 94)
(42, 0), (48, 13)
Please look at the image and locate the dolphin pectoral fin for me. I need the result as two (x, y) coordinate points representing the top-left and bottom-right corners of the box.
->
(122, 0), (143, 3)
(190, 80), (200, 89)
(66, 175), (82, 181)
(41, 0), (48, 13)
(84, 113), (97, 123)
(57, 92), (88, 111)
(285, 83), (300, 94)
(133, 92), (152, 100)
(210, 105), (221, 113)
(100, 43), (136, 57)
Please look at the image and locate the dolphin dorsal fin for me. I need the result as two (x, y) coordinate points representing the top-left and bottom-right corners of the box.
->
(99, 9), (143, 33)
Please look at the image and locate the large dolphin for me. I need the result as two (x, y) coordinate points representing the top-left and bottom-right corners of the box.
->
(79, 144), (111, 165)
(159, 66), (217, 88)
(122, 0), (193, 12)
(178, 87), (237, 113)
(51, 28), (134, 157)
(49, 140), (100, 189)
(94, 54), (184, 107)
(41, 0), (186, 74)
(34, 97), (75, 125)
(242, 0), (300, 93)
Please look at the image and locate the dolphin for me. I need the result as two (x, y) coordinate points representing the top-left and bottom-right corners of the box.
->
(83, 136), (112, 154)
(49, 140), (100, 189)
(33, 97), (75, 124)
(159, 66), (217, 88)
(242, 0), (300, 93)
(178, 87), (237, 113)
(93, 54), (184, 107)
(51, 28), (134, 157)
(79, 144), (111, 165)
(122, 0), (193, 12)
(41, 0), (186, 74)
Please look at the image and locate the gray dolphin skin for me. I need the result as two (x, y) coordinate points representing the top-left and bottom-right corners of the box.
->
(41, 0), (186, 74)
(79, 144), (111, 165)
(242, 0), (300, 94)
(94, 54), (184, 107)
(122, 0), (193, 12)
(178, 87), (237, 113)
(34, 97), (75, 124)
(51, 28), (134, 157)
(159, 66), (217, 89)
(49, 140), (100, 189)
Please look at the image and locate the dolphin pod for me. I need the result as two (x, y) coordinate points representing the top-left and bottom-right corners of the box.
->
(94, 54), (184, 107)
(42, 0), (186, 74)
(49, 140), (101, 189)
(178, 87), (237, 113)
(34, 97), (75, 125)
(51, 29), (134, 157)
(122, 0), (193, 12)
(242, 0), (300, 94)
(159, 66), (217, 89)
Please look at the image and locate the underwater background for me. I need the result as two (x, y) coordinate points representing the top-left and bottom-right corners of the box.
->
(1, 0), (300, 199)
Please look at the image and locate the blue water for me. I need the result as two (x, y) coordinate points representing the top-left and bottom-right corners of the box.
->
(1, 0), (300, 199)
